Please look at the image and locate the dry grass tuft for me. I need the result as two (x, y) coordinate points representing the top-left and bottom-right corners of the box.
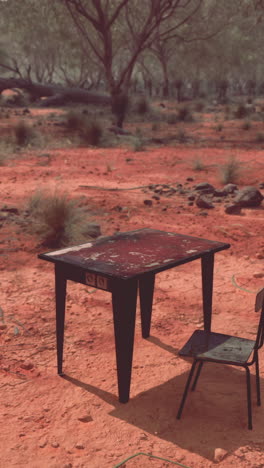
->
(27, 191), (93, 248)
(220, 157), (241, 184)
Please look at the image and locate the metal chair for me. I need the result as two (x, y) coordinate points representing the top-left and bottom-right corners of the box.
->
(177, 287), (264, 429)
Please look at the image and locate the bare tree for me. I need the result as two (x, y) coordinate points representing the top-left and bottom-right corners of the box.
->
(61, 0), (208, 124)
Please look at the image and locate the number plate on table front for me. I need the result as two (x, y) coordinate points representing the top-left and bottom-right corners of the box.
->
(85, 273), (109, 291)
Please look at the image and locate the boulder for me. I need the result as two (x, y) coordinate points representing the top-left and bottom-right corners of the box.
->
(225, 204), (242, 215)
(234, 186), (263, 207)
(196, 195), (215, 209)
(223, 183), (238, 194)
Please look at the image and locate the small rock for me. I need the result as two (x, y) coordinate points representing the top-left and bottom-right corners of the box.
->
(143, 199), (153, 206)
(225, 204), (241, 215)
(223, 183), (238, 194)
(186, 177), (194, 182)
(75, 442), (85, 450)
(214, 189), (227, 197)
(253, 272), (264, 278)
(256, 253), (264, 259)
(0, 324), (7, 330)
(39, 438), (47, 448)
(234, 186), (264, 207)
(51, 441), (60, 448)
(187, 195), (195, 201)
(78, 414), (93, 423)
(214, 448), (228, 463)
(83, 222), (101, 239)
(152, 195), (160, 200)
(259, 182), (264, 189)
(20, 362), (34, 370)
(196, 195), (215, 209)
(194, 182), (215, 194)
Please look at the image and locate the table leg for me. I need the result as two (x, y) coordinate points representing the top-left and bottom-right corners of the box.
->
(201, 253), (214, 331)
(55, 264), (67, 375)
(112, 279), (138, 403)
(139, 274), (155, 338)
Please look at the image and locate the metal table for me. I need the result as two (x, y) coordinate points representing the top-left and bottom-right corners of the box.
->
(38, 228), (230, 403)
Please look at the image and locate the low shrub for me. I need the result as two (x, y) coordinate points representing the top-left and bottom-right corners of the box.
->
(27, 191), (92, 248)
(176, 129), (187, 143)
(194, 101), (204, 112)
(242, 120), (251, 130)
(234, 104), (249, 119)
(215, 123), (223, 132)
(220, 157), (241, 184)
(80, 120), (103, 146)
(178, 106), (193, 122)
(192, 158), (205, 171)
(65, 110), (84, 131)
(255, 132), (264, 143)
(14, 120), (35, 146)
(132, 137), (145, 152)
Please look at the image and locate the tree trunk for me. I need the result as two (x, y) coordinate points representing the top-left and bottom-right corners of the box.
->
(0, 77), (111, 106)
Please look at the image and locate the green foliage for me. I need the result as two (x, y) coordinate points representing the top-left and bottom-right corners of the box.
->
(27, 191), (91, 248)
(220, 157), (241, 184)
(14, 120), (34, 146)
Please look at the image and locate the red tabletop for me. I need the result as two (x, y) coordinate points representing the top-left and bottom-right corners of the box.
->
(39, 228), (230, 280)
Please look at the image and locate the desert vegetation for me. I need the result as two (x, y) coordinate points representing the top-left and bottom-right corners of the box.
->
(1, 2), (264, 468)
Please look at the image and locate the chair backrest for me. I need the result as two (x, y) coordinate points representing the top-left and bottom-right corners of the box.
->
(255, 287), (264, 350)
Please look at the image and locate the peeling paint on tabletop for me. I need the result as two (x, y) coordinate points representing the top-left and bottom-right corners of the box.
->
(41, 229), (230, 279)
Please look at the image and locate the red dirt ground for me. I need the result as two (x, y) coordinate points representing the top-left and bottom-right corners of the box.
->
(0, 106), (264, 468)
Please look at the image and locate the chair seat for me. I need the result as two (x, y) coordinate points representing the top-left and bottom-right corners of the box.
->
(179, 329), (256, 365)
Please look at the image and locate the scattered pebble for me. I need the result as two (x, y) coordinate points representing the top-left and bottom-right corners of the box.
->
(256, 253), (264, 259)
(143, 199), (153, 206)
(20, 362), (34, 371)
(253, 272), (264, 278)
(214, 448), (228, 462)
(77, 414), (93, 423)
(75, 442), (85, 450)
(39, 438), (47, 448)
(51, 441), (60, 448)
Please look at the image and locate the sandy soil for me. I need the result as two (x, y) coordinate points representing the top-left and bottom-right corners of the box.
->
(0, 105), (264, 468)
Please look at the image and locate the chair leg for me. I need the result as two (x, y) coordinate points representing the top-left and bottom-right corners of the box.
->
(177, 360), (198, 420)
(191, 361), (204, 391)
(245, 366), (252, 430)
(255, 352), (261, 406)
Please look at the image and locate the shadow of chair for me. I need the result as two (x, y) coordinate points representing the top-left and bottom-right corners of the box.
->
(177, 287), (264, 430)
